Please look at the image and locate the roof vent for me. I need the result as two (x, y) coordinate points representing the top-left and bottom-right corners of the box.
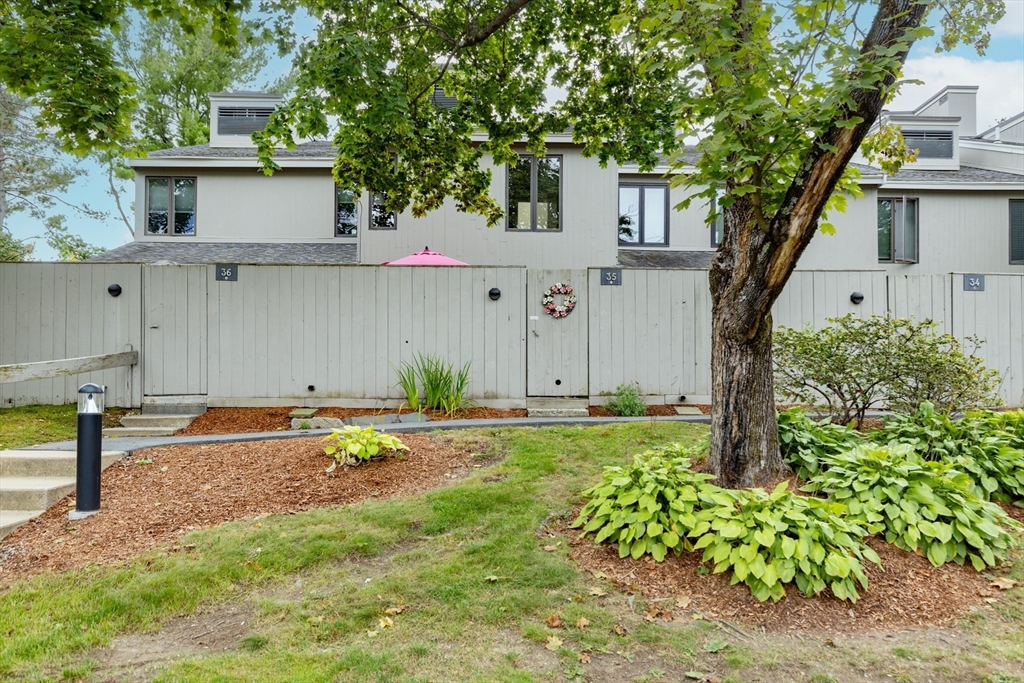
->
(217, 106), (275, 135)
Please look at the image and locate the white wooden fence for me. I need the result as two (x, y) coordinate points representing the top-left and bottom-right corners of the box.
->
(2, 263), (1023, 407)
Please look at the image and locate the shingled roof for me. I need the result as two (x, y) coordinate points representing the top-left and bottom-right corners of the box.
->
(88, 242), (358, 265)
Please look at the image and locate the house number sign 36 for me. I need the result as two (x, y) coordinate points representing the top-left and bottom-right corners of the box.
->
(216, 264), (238, 281)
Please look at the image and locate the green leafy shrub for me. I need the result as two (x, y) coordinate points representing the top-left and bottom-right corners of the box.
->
(804, 444), (1018, 569)
(874, 403), (1024, 502)
(605, 383), (647, 417)
(572, 447), (715, 561)
(573, 446), (880, 603)
(323, 425), (409, 465)
(777, 408), (863, 480)
(690, 483), (879, 602)
(774, 315), (1000, 425)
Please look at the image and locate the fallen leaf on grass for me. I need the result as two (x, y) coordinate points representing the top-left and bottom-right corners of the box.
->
(543, 545), (559, 552)
(484, 575), (499, 582)
(545, 635), (563, 651)
(589, 587), (607, 597)
(379, 616), (394, 629)
(704, 638), (729, 653)
(591, 571), (608, 579)
(576, 617), (589, 630)
(992, 577), (1018, 590)
(367, 630), (378, 638)
(612, 623), (628, 636)
(384, 605), (409, 615)
(675, 596), (691, 609)
(546, 614), (563, 628)
(578, 652), (591, 664)
(684, 672), (704, 680)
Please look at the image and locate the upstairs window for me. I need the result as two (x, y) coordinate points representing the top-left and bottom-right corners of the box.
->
(902, 130), (954, 159)
(878, 197), (918, 263)
(217, 106), (274, 135)
(618, 184), (667, 246)
(147, 177), (196, 235)
(1011, 199), (1024, 265)
(336, 188), (358, 236)
(370, 191), (397, 230)
(507, 155), (562, 231)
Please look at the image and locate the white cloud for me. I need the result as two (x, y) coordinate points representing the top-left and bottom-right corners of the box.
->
(992, 0), (1024, 38)
(889, 54), (1024, 128)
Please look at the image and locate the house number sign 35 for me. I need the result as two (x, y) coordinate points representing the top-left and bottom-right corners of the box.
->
(216, 264), (238, 282)
(600, 268), (622, 285)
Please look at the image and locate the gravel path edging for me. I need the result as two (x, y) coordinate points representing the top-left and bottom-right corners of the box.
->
(22, 415), (711, 455)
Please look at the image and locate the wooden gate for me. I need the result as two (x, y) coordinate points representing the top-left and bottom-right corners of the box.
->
(526, 269), (589, 397)
(143, 265), (208, 396)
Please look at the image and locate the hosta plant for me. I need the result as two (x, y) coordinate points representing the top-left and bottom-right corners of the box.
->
(804, 444), (1018, 569)
(323, 425), (409, 466)
(777, 408), (863, 480)
(874, 403), (1024, 502)
(572, 447), (716, 561)
(690, 482), (880, 603)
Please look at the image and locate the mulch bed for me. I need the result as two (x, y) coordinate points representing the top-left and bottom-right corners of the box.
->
(176, 406), (530, 436)
(0, 434), (475, 585)
(588, 405), (690, 417)
(556, 510), (1020, 633)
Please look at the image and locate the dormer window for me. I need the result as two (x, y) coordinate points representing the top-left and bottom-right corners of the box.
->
(902, 130), (954, 159)
(217, 106), (275, 135)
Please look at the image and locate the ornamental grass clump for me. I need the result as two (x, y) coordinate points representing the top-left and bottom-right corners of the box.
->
(803, 443), (1018, 569)
(323, 425), (409, 467)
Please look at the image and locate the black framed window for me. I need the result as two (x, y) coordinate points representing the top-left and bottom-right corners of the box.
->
(336, 188), (358, 236)
(902, 130), (954, 159)
(878, 197), (918, 263)
(146, 177), (196, 235)
(618, 184), (668, 246)
(507, 155), (562, 231)
(369, 191), (397, 230)
(1011, 199), (1024, 265)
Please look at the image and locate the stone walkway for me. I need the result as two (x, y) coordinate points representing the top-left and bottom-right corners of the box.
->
(21, 414), (711, 455)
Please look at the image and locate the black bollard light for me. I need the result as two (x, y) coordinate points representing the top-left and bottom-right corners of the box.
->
(71, 383), (104, 521)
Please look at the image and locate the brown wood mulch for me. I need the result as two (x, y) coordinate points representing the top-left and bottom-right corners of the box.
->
(176, 406), (530, 436)
(0, 434), (475, 586)
(556, 510), (1021, 634)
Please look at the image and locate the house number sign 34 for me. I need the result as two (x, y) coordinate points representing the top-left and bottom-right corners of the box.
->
(216, 264), (238, 282)
(963, 274), (985, 291)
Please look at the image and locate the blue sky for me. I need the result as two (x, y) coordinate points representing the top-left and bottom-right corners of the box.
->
(8, 2), (1024, 260)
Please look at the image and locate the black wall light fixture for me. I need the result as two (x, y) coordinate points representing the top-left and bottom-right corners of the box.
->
(489, 287), (501, 301)
(107, 284), (122, 297)
(850, 292), (864, 305)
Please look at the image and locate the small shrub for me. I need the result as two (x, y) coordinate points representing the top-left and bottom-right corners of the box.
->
(298, 420), (311, 430)
(605, 383), (647, 417)
(393, 361), (420, 411)
(774, 315), (1000, 425)
(777, 408), (863, 480)
(804, 444), (1018, 569)
(572, 446), (714, 561)
(690, 483), (879, 603)
(323, 425), (409, 465)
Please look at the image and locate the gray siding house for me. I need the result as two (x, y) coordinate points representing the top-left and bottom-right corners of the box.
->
(92, 86), (1023, 274)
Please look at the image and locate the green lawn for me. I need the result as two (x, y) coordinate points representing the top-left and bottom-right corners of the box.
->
(0, 404), (130, 450)
(0, 422), (1021, 682)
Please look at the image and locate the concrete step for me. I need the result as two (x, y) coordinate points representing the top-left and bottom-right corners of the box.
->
(103, 426), (181, 438)
(0, 476), (76, 511)
(526, 397), (589, 417)
(0, 450), (124, 478)
(119, 414), (195, 429)
(1, 509), (45, 540)
(142, 395), (207, 415)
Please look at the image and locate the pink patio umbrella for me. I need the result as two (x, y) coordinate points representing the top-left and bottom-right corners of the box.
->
(384, 246), (468, 266)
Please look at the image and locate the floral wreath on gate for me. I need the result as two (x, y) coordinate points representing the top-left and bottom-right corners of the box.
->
(542, 283), (577, 318)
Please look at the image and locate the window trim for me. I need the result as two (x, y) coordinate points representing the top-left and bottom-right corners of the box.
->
(145, 176), (197, 237)
(618, 182), (670, 247)
(877, 196), (919, 264)
(505, 154), (564, 233)
(368, 191), (398, 231)
(335, 186), (359, 238)
(1010, 198), (1024, 265)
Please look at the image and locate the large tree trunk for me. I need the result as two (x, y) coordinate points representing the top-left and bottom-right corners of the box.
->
(707, 199), (790, 488)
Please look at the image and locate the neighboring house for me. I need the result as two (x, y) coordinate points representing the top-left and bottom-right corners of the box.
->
(91, 86), (1023, 274)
